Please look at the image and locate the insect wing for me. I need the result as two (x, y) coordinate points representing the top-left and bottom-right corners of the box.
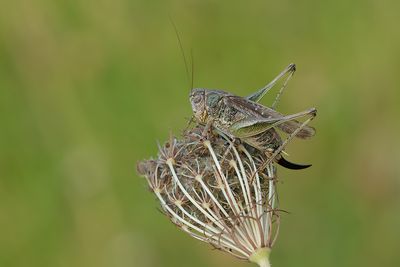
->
(224, 95), (315, 138)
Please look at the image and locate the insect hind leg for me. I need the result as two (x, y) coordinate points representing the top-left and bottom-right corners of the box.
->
(258, 109), (317, 171)
(246, 63), (296, 106)
(271, 64), (296, 109)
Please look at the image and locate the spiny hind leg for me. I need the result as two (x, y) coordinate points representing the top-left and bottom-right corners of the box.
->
(246, 63), (296, 106)
(230, 107), (316, 139)
(271, 64), (296, 109)
(259, 111), (317, 171)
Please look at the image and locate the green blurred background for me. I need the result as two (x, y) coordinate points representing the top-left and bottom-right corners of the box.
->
(1, 1), (400, 267)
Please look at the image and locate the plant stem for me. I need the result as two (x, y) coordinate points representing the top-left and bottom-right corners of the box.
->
(249, 247), (271, 267)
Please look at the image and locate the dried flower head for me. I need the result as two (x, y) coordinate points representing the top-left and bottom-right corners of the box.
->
(137, 124), (283, 267)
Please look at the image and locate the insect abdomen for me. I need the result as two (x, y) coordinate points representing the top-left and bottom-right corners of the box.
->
(244, 129), (282, 151)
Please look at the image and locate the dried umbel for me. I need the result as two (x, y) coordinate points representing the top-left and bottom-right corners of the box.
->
(137, 125), (282, 267)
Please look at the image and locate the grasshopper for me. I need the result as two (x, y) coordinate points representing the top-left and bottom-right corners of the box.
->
(189, 63), (316, 170)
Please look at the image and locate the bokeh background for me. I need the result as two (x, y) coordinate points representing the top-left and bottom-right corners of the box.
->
(1, 1), (400, 267)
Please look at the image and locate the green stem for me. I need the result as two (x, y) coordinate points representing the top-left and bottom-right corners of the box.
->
(249, 247), (271, 267)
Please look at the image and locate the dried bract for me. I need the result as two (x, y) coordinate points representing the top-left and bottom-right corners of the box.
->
(137, 125), (281, 264)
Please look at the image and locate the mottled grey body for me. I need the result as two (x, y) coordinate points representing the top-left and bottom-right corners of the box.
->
(198, 89), (283, 151)
(189, 64), (316, 169)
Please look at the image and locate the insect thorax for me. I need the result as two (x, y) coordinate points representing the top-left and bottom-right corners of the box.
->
(208, 98), (244, 135)
(207, 96), (283, 151)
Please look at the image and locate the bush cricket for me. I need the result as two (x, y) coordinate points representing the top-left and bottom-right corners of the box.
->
(189, 63), (317, 170)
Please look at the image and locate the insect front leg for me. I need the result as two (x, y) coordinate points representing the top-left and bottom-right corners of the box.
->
(184, 115), (195, 132)
(201, 120), (214, 139)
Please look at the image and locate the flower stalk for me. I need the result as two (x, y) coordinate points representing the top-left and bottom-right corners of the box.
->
(249, 247), (271, 267)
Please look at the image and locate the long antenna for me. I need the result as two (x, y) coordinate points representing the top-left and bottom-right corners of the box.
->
(169, 17), (192, 91)
(190, 49), (194, 90)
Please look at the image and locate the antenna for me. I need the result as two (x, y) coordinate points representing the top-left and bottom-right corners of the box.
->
(169, 17), (193, 91)
(190, 49), (194, 90)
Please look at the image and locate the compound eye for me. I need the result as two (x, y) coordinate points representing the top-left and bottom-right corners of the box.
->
(192, 94), (202, 104)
